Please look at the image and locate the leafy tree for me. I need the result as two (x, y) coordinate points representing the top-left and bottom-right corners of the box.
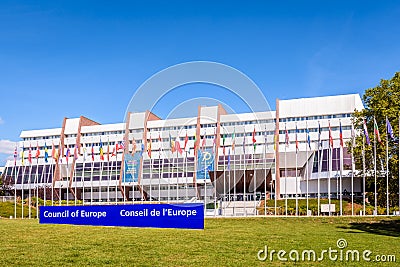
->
(352, 72), (400, 209)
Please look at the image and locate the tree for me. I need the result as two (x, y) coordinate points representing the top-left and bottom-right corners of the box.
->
(352, 72), (400, 208)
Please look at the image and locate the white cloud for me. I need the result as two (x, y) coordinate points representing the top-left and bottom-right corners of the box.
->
(0, 117), (4, 125)
(0, 140), (16, 154)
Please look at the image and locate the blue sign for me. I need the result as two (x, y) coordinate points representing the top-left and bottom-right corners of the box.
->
(196, 149), (214, 180)
(40, 203), (204, 229)
(124, 153), (140, 182)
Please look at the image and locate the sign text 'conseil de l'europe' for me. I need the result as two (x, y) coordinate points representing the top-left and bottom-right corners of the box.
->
(40, 203), (204, 229)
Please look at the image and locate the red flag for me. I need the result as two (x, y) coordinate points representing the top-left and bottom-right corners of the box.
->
(35, 142), (40, 159)
(175, 137), (183, 155)
(28, 144), (32, 164)
(184, 132), (188, 150)
(339, 121), (344, 147)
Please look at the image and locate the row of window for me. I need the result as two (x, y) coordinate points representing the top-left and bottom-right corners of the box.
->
(279, 125), (352, 134)
(279, 113), (352, 123)
(82, 131), (124, 137)
(22, 135), (61, 141)
(220, 119), (275, 127)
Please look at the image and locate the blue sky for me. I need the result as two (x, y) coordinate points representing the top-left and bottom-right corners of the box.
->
(1, 0), (400, 164)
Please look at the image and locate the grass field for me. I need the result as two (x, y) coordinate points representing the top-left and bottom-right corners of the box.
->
(0, 215), (398, 266)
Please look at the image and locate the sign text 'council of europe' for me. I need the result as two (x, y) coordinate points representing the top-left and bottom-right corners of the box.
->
(40, 203), (204, 229)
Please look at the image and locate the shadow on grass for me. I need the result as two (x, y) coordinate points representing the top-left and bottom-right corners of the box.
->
(338, 219), (400, 237)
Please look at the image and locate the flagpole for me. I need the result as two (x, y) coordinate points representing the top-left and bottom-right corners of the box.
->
(175, 137), (178, 203)
(222, 133), (226, 215)
(114, 141), (118, 203)
(362, 134), (366, 216)
(296, 142), (298, 216)
(328, 123), (332, 216)
(351, 123), (355, 216)
(13, 146), (17, 219)
(317, 144), (320, 217)
(374, 117), (377, 215)
(284, 124), (288, 217)
(233, 130), (237, 217)
(213, 143), (217, 217)
(263, 126), (267, 217)
(339, 120), (343, 216)
(35, 153), (39, 217)
(28, 149), (32, 219)
(306, 123), (309, 216)
(243, 129), (247, 217)
(21, 157), (25, 219)
(398, 115), (400, 215)
(159, 138), (162, 203)
(386, 117), (389, 215)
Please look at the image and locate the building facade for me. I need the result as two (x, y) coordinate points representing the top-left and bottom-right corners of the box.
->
(2, 94), (364, 210)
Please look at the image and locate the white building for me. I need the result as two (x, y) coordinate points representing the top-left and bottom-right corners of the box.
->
(2, 94), (364, 209)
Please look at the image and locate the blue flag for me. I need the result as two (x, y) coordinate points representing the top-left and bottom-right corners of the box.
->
(386, 117), (395, 141)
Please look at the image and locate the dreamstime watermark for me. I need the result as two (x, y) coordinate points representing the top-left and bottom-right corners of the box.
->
(257, 238), (396, 263)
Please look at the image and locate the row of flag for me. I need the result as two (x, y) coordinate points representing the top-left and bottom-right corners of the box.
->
(363, 116), (396, 146)
(13, 117), (398, 166)
(14, 140), (126, 166)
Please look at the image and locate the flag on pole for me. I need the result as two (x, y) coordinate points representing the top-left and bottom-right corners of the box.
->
(91, 143), (95, 161)
(386, 117), (395, 141)
(132, 138), (137, 154)
(118, 141), (125, 152)
(285, 125), (289, 147)
(21, 145), (25, 166)
(328, 121), (334, 148)
(318, 122), (322, 148)
(222, 133), (226, 155)
(193, 133), (198, 152)
(295, 124), (299, 152)
(231, 129), (236, 150)
(140, 143), (145, 157)
(273, 130), (277, 151)
(99, 139), (104, 160)
(184, 131), (188, 151)
(363, 118), (371, 145)
(374, 117), (382, 144)
(201, 133), (206, 151)
(169, 133), (175, 153)
(74, 143), (79, 160)
(175, 137), (183, 155)
(243, 132), (246, 154)
(227, 148), (231, 170)
(147, 137), (152, 158)
(339, 121), (344, 147)
(28, 144), (32, 164)
(252, 127), (257, 150)
(58, 142), (62, 163)
(36, 142), (40, 159)
(306, 128), (311, 149)
(82, 144), (87, 161)
(44, 143), (49, 163)
(14, 146), (17, 166)
(107, 141), (110, 161)
(66, 146), (70, 165)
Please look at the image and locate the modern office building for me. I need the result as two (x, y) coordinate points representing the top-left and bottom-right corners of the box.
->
(2, 94), (364, 213)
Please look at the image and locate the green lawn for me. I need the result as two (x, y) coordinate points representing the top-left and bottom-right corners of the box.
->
(0, 216), (398, 266)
